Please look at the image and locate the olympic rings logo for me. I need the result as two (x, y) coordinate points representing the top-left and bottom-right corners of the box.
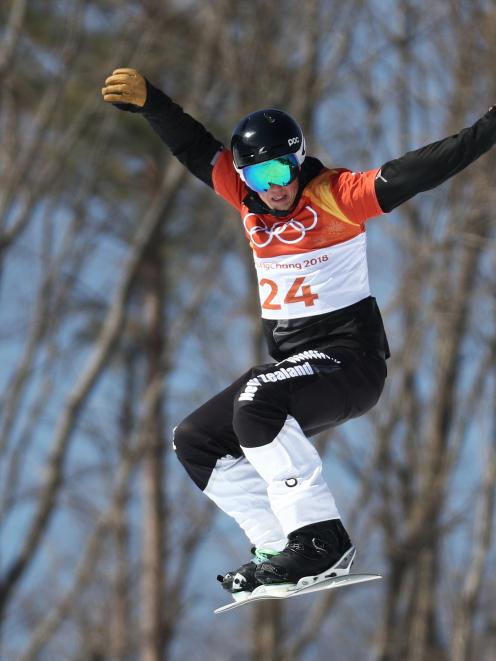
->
(243, 206), (318, 247)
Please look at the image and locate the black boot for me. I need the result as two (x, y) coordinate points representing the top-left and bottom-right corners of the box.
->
(255, 519), (353, 585)
(217, 547), (281, 593)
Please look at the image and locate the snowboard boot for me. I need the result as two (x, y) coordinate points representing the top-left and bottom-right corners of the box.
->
(217, 547), (281, 593)
(255, 519), (354, 585)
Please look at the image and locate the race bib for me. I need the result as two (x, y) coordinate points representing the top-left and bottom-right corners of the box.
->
(254, 233), (371, 319)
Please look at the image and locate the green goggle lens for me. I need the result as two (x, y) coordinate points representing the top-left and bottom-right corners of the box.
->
(243, 154), (299, 193)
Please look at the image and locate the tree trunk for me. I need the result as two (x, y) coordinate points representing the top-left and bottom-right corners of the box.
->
(140, 233), (167, 661)
(110, 351), (135, 660)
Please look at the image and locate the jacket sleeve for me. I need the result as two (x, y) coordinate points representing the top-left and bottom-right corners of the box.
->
(330, 168), (384, 225)
(375, 107), (496, 212)
(211, 150), (247, 211)
(130, 80), (224, 188)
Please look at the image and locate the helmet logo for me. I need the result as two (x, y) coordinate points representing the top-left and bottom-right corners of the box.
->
(288, 137), (300, 146)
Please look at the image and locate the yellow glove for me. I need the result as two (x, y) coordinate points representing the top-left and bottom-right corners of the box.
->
(101, 68), (147, 108)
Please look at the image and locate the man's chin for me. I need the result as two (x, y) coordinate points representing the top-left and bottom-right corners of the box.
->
(268, 197), (293, 212)
(258, 187), (297, 212)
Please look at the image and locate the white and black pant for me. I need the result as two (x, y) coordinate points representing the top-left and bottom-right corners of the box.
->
(173, 348), (386, 552)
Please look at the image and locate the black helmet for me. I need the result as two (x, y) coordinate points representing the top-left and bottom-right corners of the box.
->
(231, 108), (306, 172)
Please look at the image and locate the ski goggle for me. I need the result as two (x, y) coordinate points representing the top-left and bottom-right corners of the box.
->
(242, 154), (300, 193)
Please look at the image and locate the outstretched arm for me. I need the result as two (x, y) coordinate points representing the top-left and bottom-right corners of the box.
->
(102, 68), (223, 187)
(375, 107), (496, 212)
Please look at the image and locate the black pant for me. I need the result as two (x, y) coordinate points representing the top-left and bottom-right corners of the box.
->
(174, 348), (386, 491)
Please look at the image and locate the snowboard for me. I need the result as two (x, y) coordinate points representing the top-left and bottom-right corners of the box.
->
(214, 572), (381, 614)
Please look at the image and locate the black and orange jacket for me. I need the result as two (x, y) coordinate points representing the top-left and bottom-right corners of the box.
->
(123, 82), (496, 360)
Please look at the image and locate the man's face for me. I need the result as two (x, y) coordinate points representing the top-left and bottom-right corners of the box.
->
(257, 178), (299, 212)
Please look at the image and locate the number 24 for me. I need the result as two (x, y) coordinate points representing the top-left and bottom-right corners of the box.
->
(260, 276), (318, 310)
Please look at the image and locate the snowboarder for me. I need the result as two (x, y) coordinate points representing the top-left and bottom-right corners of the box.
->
(102, 68), (496, 595)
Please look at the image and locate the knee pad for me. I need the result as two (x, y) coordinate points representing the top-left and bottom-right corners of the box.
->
(172, 419), (218, 490)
